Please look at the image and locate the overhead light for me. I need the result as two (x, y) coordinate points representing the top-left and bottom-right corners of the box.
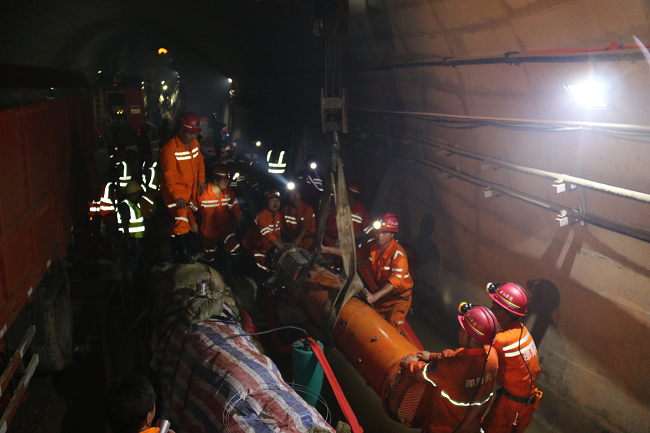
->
(565, 81), (607, 109)
(287, 182), (295, 190)
(162, 85), (168, 90)
(228, 78), (233, 84)
(98, 70), (102, 73)
(158, 48), (168, 54)
(256, 141), (261, 147)
(310, 162), (317, 170)
(161, 81), (165, 84)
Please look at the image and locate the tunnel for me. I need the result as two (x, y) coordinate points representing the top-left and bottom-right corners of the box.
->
(1, 1), (650, 432)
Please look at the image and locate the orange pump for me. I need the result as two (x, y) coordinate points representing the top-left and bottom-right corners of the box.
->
(295, 266), (433, 427)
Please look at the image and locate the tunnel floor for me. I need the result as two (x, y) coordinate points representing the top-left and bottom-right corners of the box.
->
(6, 272), (556, 433)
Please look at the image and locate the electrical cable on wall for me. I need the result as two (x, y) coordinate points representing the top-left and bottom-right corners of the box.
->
(351, 106), (650, 143)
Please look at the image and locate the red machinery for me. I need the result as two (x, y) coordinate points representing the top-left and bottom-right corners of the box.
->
(91, 86), (146, 145)
(0, 94), (94, 427)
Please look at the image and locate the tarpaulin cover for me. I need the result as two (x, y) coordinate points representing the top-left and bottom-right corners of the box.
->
(151, 306), (335, 433)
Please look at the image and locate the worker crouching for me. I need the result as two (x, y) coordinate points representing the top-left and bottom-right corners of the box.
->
(196, 164), (242, 268)
(243, 189), (290, 275)
(160, 112), (206, 264)
(364, 213), (413, 331)
(401, 304), (499, 433)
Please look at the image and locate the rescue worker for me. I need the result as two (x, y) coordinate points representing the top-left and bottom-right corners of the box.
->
(401, 304), (499, 433)
(243, 189), (289, 275)
(322, 213), (413, 330)
(482, 282), (542, 433)
(196, 164), (242, 259)
(281, 182), (316, 252)
(117, 149), (138, 189)
(323, 181), (372, 248)
(88, 181), (119, 231)
(160, 112), (206, 264)
(139, 160), (160, 220)
(362, 213), (413, 331)
(117, 181), (145, 284)
(296, 154), (323, 211)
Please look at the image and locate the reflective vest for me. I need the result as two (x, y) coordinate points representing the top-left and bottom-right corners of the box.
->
(266, 150), (287, 174)
(138, 192), (158, 219)
(142, 161), (160, 191)
(117, 199), (145, 238)
(89, 182), (117, 217)
(118, 160), (132, 188)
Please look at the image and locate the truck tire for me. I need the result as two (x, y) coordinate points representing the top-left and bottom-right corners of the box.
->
(32, 278), (73, 373)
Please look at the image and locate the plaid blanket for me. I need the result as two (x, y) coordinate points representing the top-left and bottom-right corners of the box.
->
(151, 307), (335, 433)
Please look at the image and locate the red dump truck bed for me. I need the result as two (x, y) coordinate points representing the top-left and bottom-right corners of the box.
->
(0, 94), (92, 348)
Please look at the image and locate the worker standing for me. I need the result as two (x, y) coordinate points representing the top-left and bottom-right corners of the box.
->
(401, 304), (499, 432)
(364, 213), (413, 331)
(281, 183), (316, 252)
(196, 164), (242, 259)
(482, 282), (542, 433)
(243, 189), (288, 275)
(117, 181), (145, 284)
(139, 160), (160, 221)
(160, 112), (206, 264)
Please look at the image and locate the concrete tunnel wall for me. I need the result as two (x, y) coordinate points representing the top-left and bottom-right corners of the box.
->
(2, 0), (650, 432)
(332, 1), (650, 432)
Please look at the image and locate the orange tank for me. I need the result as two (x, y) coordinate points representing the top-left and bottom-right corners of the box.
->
(297, 266), (431, 426)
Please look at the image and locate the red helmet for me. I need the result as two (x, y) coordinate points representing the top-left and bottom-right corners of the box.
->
(487, 282), (528, 316)
(211, 163), (231, 179)
(347, 181), (363, 195)
(265, 189), (281, 201)
(373, 213), (398, 232)
(458, 304), (497, 345)
(177, 112), (202, 134)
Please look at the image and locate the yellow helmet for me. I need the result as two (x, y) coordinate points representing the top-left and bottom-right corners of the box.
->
(124, 180), (142, 195)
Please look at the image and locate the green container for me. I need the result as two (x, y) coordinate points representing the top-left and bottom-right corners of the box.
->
(292, 340), (325, 408)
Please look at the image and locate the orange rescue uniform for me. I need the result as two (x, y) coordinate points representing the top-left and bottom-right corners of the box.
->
(323, 201), (372, 246)
(366, 238), (413, 330)
(281, 201), (316, 252)
(482, 322), (541, 433)
(243, 209), (282, 273)
(160, 136), (205, 235)
(408, 346), (498, 433)
(197, 184), (242, 254)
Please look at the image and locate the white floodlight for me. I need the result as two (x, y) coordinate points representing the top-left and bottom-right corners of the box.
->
(565, 81), (607, 109)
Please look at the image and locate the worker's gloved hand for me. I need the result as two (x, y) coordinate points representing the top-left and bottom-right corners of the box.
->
(400, 355), (417, 368)
(190, 223), (198, 234)
(175, 197), (187, 209)
(416, 351), (431, 361)
(197, 182), (206, 196)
